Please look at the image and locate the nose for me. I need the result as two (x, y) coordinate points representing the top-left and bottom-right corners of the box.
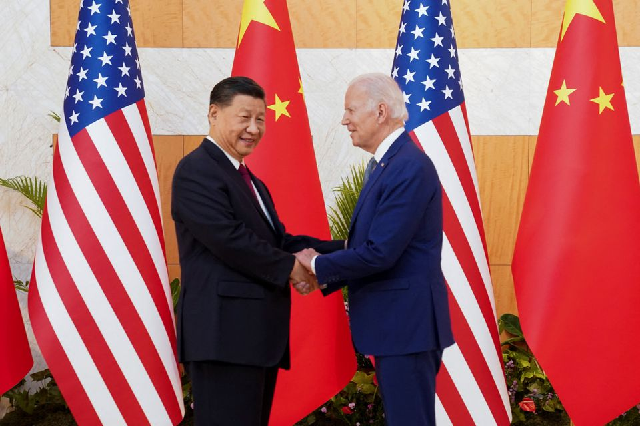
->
(247, 118), (260, 134)
(341, 113), (349, 126)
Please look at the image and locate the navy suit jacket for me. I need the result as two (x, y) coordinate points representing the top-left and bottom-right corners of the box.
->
(315, 132), (454, 356)
(171, 139), (343, 368)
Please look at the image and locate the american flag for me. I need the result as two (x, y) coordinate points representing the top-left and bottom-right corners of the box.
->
(27, 0), (184, 424)
(391, 0), (511, 424)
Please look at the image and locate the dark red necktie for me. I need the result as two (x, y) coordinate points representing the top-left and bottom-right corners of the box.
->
(238, 164), (259, 203)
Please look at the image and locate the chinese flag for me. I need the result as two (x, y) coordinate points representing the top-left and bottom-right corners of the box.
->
(0, 227), (33, 395)
(231, 0), (356, 424)
(512, 0), (640, 425)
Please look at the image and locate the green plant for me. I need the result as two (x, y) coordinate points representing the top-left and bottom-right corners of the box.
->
(1, 176), (46, 292)
(500, 314), (568, 424)
(301, 370), (384, 426)
(2, 369), (66, 416)
(327, 162), (365, 240)
(0, 176), (47, 218)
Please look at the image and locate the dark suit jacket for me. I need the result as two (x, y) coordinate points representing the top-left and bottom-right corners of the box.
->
(171, 139), (343, 368)
(316, 132), (454, 356)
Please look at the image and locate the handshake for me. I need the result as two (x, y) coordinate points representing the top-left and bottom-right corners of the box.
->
(290, 248), (321, 295)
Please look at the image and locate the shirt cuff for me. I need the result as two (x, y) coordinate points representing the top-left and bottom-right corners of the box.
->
(311, 255), (318, 275)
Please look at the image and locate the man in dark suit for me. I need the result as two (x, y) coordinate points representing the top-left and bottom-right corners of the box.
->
(296, 74), (454, 425)
(171, 76), (343, 426)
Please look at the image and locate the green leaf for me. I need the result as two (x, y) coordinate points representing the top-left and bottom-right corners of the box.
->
(359, 383), (377, 394)
(30, 369), (52, 382)
(14, 279), (29, 293)
(512, 407), (526, 423)
(499, 313), (524, 339)
(170, 278), (180, 310)
(0, 176), (47, 217)
(352, 370), (374, 385)
(48, 111), (62, 122)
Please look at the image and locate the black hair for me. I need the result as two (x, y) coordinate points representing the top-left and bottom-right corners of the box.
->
(209, 76), (265, 106)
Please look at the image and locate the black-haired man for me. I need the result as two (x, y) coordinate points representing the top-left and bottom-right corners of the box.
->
(171, 76), (343, 425)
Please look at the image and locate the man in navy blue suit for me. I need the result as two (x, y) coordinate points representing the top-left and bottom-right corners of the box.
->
(296, 73), (454, 425)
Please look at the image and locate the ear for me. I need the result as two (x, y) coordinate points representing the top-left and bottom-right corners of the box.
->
(208, 104), (218, 125)
(377, 102), (389, 123)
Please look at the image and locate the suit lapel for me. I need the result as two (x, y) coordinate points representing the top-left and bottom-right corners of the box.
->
(201, 140), (277, 233)
(349, 133), (409, 235)
(252, 176), (284, 238)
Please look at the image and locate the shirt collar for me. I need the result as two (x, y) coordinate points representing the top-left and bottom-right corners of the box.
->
(207, 136), (243, 170)
(373, 127), (405, 163)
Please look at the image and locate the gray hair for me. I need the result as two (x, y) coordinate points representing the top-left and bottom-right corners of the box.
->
(349, 73), (408, 121)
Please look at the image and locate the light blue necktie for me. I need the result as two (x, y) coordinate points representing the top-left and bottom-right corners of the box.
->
(363, 157), (378, 187)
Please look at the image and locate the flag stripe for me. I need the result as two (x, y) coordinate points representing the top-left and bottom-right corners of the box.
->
(58, 124), (183, 418)
(97, 111), (176, 335)
(32, 241), (127, 425)
(106, 108), (165, 261)
(128, 101), (162, 212)
(120, 103), (176, 329)
(86, 116), (169, 314)
(452, 103), (489, 254)
(442, 343), (497, 425)
(413, 117), (494, 308)
(130, 101), (168, 256)
(40, 198), (150, 425)
(442, 191), (501, 352)
(434, 396), (453, 426)
(435, 363), (476, 425)
(53, 134), (182, 422)
(442, 235), (510, 414)
(446, 285), (511, 425)
(28, 277), (103, 425)
(433, 111), (485, 244)
(72, 125), (176, 347)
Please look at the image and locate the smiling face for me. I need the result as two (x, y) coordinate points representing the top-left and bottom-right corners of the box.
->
(208, 94), (266, 162)
(341, 84), (384, 154)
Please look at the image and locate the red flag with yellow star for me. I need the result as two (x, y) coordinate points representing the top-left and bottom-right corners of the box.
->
(512, 0), (640, 424)
(231, 0), (356, 424)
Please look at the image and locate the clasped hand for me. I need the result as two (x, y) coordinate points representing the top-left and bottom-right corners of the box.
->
(290, 248), (320, 295)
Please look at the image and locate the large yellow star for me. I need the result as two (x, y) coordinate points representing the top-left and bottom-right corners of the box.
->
(554, 80), (576, 106)
(238, 0), (280, 46)
(561, 0), (605, 40)
(589, 87), (614, 114)
(267, 94), (291, 121)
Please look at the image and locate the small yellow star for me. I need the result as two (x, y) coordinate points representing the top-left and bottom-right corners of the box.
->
(589, 87), (614, 114)
(561, 0), (605, 40)
(238, 0), (280, 47)
(554, 80), (576, 106)
(298, 79), (304, 98)
(267, 94), (291, 121)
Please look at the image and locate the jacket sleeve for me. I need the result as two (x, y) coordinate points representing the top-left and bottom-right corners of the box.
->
(282, 235), (345, 255)
(315, 159), (439, 285)
(254, 175), (346, 255)
(172, 160), (294, 288)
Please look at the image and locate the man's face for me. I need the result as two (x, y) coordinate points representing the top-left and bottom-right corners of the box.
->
(341, 84), (380, 153)
(208, 94), (266, 161)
